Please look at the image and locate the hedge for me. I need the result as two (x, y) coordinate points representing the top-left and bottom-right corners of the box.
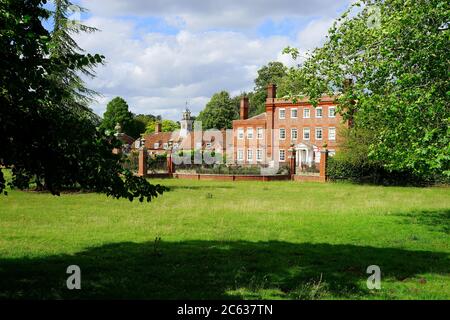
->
(327, 157), (449, 186)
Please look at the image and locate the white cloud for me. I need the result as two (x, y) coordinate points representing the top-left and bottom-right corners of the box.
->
(73, 1), (350, 120)
(297, 18), (335, 50)
(80, 0), (350, 31)
(78, 17), (293, 119)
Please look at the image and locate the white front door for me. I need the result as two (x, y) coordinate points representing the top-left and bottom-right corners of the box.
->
(296, 149), (308, 167)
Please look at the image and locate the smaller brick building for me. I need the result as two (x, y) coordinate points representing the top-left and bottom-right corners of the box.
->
(135, 109), (230, 157)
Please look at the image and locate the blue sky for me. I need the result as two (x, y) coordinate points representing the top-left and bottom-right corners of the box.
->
(57, 0), (353, 120)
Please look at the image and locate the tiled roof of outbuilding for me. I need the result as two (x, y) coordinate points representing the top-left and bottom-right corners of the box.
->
(142, 132), (179, 150)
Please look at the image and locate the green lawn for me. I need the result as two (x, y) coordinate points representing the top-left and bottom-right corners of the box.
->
(0, 177), (449, 300)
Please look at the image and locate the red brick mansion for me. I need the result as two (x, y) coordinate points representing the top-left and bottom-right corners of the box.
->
(232, 84), (344, 168)
(134, 84), (345, 171)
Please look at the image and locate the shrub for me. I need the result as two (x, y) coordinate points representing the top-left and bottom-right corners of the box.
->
(327, 156), (448, 186)
(326, 127), (449, 186)
(277, 165), (290, 175)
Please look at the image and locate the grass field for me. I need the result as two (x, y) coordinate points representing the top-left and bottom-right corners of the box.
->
(0, 177), (449, 300)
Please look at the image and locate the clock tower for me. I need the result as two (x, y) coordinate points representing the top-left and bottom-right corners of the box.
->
(180, 106), (193, 138)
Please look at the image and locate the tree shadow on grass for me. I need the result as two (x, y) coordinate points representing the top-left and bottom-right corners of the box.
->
(0, 241), (448, 300)
(395, 209), (450, 234)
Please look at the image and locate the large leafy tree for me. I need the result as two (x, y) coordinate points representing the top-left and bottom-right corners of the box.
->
(254, 61), (288, 92)
(134, 114), (157, 125)
(250, 62), (288, 116)
(130, 114), (156, 138)
(0, 0), (165, 201)
(284, 0), (449, 177)
(145, 120), (180, 134)
(196, 62), (287, 120)
(197, 91), (239, 130)
(100, 97), (135, 135)
(101, 98), (156, 138)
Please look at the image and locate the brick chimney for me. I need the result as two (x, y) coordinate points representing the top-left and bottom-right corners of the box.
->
(267, 84), (277, 100)
(240, 96), (249, 120)
(155, 122), (162, 134)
